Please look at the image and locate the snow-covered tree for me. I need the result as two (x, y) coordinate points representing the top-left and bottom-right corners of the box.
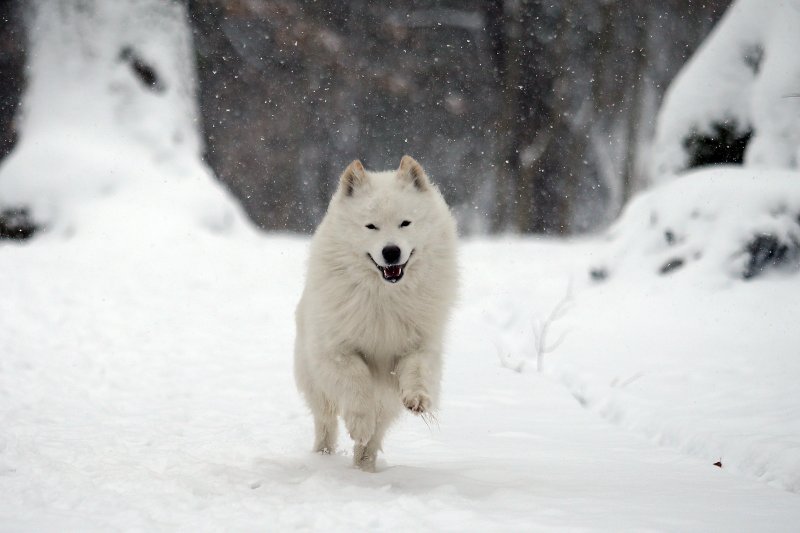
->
(650, 0), (800, 179)
(0, 0), (245, 239)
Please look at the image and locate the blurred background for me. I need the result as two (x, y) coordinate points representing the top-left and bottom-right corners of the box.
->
(0, 0), (730, 236)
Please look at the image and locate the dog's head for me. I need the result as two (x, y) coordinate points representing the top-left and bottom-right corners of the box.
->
(330, 155), (445, 284)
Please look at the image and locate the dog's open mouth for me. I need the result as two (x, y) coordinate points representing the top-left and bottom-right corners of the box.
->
(368, 251), (413, 283)
(381, 264), (405, 282)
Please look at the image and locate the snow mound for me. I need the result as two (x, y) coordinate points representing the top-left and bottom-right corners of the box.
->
(0, 0), (247, 240)
(591, 167), (800, 281)
(650, 0), (800, 178)
(554, 265), (800, 494)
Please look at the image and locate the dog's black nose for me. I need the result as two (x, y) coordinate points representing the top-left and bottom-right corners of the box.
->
(382, 244), (401, 264)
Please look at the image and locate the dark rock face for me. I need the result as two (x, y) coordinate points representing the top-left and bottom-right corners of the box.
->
(120, 46), (166, 93)
(0, 0), (26, 162)
(743, 232), (800, 280)
(0, 2), (34, 242)
(659, 257), (685, 275)
(684, 121), (752, 170)
(0, 207), (37, 240)
(589, 267), (608, 282)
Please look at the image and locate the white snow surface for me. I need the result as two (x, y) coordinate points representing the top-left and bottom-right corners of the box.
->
(1, 230), (800, 531)
(650, 0), (800, 178)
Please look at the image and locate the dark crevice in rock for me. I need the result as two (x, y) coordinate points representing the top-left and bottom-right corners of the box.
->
(120, 46), (165, 92)
(742, 233), (800, 279)
(659, 258), (684, 275)
(684, 121), (752, 169)
(0, 207), (37, 240)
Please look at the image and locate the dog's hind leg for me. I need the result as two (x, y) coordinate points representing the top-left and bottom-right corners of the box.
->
(353, 394), (402, 473)
(310, 394), (338, 454)
(353, 416), (389, 472)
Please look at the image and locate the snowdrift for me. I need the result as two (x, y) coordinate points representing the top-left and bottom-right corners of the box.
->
(591, 167), (800, 281)
(0, 0), (247, 240)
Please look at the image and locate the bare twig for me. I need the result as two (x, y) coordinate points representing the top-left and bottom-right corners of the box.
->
(533, 280), (574, 372)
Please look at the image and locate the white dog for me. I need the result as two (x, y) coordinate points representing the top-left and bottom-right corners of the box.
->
(294, 155), (458, 471)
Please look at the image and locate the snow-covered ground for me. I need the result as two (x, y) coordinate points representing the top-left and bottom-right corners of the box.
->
(1, 225), (799, 531)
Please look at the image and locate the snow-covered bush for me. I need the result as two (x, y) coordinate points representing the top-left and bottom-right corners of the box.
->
(650, 0), (800, 178)
(591, 167), (800, 281)
(0, 0), (247, 240)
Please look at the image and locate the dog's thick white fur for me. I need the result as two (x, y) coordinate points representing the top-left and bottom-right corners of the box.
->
(294, 155), (458, 472)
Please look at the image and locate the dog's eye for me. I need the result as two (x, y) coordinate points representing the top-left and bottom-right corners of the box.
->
(365, 224), (379, 230)
(400, 220), (411, 228)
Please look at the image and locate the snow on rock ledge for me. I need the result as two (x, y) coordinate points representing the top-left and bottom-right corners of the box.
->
(650, 0), (800, 179)
(0, 0), (248, 240)
(591, 167), (800, 281)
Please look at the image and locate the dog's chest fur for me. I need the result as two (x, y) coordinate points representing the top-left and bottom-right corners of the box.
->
(331, 282), (425, 362)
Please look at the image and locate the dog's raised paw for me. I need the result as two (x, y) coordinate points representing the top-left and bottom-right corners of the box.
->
(403, 392), (431, 414)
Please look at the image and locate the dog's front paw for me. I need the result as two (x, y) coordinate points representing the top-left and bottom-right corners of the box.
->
(345, 412), (375, 445)
(402, 391), (431, 415)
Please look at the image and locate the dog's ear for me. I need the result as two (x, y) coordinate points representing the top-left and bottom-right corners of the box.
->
(339, 159), (368, 197)
(397, 155), (430, 192)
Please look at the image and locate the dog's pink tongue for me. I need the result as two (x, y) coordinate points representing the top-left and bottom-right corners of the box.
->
(384, 265), (403, 279)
